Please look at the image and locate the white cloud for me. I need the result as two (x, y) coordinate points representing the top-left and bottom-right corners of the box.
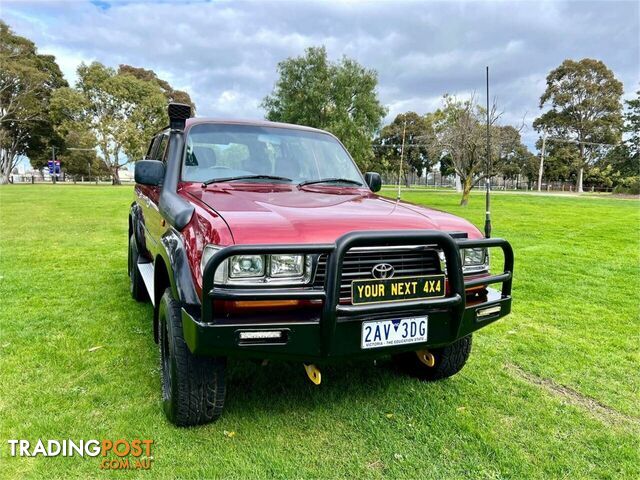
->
(2, 0), (638, 151)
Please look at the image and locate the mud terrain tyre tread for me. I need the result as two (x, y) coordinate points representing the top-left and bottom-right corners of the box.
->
(159, 288), (226, 426)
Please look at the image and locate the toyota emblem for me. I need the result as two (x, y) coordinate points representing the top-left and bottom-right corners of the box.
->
(372, 263), (394, 279)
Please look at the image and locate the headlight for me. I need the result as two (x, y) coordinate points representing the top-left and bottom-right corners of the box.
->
(462, 248), (486, 266)
(461, 248), (489, 274)
(270, 254), (304, 277)
(200, 245), (312, 285)
(201, 245), (228, 283)
(230, 255), (265, 278)
(438, 248), (489, 275)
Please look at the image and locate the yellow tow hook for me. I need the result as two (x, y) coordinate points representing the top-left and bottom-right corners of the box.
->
(304, 364), (322, 385)
(416, 350), (436, 367)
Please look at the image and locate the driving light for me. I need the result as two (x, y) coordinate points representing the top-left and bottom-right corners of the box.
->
(238, 330), (284, 340)
(270, 254), (304, 277)
(230, 255), (265, 278)
(477, 305), (501, 318)
(237, 329), (288, 345)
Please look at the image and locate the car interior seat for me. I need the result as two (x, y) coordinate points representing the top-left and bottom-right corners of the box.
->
(190, 146), (218, 168)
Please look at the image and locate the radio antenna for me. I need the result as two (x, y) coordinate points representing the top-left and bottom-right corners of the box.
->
(484, 66), (492, 239)
(397, 119), (407, 201)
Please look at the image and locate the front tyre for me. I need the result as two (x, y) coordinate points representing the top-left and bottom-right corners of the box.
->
(158, 288), (226, 426)
(128, 234), (148, 302)
(393, 335), (472, 381)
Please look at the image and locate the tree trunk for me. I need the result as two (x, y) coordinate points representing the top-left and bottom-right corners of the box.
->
(459, 177), (473, 206)
(577, 167), (584, 193)
(455, 174), (462, 192)
(577, 142), (585, 193)
(112, 166), (121, 185)
(0, 150), (11, 184)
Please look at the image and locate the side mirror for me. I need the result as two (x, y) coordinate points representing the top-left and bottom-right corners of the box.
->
(135, 160), (165, 186)
(364, 172), (382, 192)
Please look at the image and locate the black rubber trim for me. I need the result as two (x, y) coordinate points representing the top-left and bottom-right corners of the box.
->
(160, 228), (200, 306)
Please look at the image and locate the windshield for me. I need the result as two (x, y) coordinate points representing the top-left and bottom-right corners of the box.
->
(182, 123), (364, 185)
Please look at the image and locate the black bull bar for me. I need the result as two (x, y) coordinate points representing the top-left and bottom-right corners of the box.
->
(186, 230), (513, 360)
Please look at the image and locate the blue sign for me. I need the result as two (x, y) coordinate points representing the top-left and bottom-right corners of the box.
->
(48, 160), (61, 175)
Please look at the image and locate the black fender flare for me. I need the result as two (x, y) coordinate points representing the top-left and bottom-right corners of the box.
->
(157, 228), (200, 307)
(129, 202), (147, 258)
(152, 229), (200, 343)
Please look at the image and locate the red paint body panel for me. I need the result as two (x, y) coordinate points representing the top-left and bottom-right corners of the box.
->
(177, 182), (482, 295)
(181, 182), (482, 244)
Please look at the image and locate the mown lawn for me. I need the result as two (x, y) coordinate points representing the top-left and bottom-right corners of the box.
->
(0, 185), (638, 479)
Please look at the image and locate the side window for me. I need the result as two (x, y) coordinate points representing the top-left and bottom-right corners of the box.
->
(145, 136), (157, 159)
(155, 135), (169, 163)
(161, 137), (171, 164)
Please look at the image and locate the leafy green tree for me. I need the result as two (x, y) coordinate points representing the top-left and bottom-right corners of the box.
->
(56, 127), (101, 180)
(0, 21), (66, 183)
(494, 125), (528, 183)
(519, 149), (541, 189)
(583, 164), (620, 190)
(51, 62), (167, 184)
(118, 65), (196, 112)
(374, 112), (436, 186)
(624, 90), (639, 160)
(262, 46), (387, 169)
(534, 59), (624, 192)
(535, 140), (581, 183)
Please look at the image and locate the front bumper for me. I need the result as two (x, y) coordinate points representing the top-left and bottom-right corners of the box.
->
(183, 230), (513, 362)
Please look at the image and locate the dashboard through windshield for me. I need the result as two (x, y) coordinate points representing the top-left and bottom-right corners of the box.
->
(182, 123), (364, 185)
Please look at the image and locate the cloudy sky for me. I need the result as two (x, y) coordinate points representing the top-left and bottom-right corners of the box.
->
(2, 0), (639, 150)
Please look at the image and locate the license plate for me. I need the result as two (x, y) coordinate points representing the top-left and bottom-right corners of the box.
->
(351, 275), (445, 305)
(361, 317), (428, 349)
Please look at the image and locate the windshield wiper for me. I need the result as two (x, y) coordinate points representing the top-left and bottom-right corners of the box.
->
(298, 177), (363, 187)
(202, 175), (292, 186)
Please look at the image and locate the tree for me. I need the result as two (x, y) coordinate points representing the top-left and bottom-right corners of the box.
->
(118, 65), (196, 112)
(430, 95), (495, 205)
(0, 21), (66, 183)
(51, 62), (168, 184)
(56, 127), (103, 180)
(494, 125), (528, 184)
(430, 95), (526, 204)
(621, 89), (639, 172)
(624, 90), (639, 154)
(262, 46), (387, 169)
(537, 142), (581, 184)
(534, 59), (624, 193)
(374, 112), (436, 186)
(519, 149), (541, 189)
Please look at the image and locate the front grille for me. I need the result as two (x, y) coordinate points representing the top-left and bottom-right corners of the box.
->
(313, 247), (442, 302)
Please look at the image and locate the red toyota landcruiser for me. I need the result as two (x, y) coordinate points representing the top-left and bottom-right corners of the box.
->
(129, 104), (513, 426)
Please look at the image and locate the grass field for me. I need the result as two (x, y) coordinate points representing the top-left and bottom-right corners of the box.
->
(0, 185), (638, 479)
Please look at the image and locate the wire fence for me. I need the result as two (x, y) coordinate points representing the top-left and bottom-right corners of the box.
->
(380, 172), (616, 193)
(8, 172), (615, 193)
(8, 174), (135, 185)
